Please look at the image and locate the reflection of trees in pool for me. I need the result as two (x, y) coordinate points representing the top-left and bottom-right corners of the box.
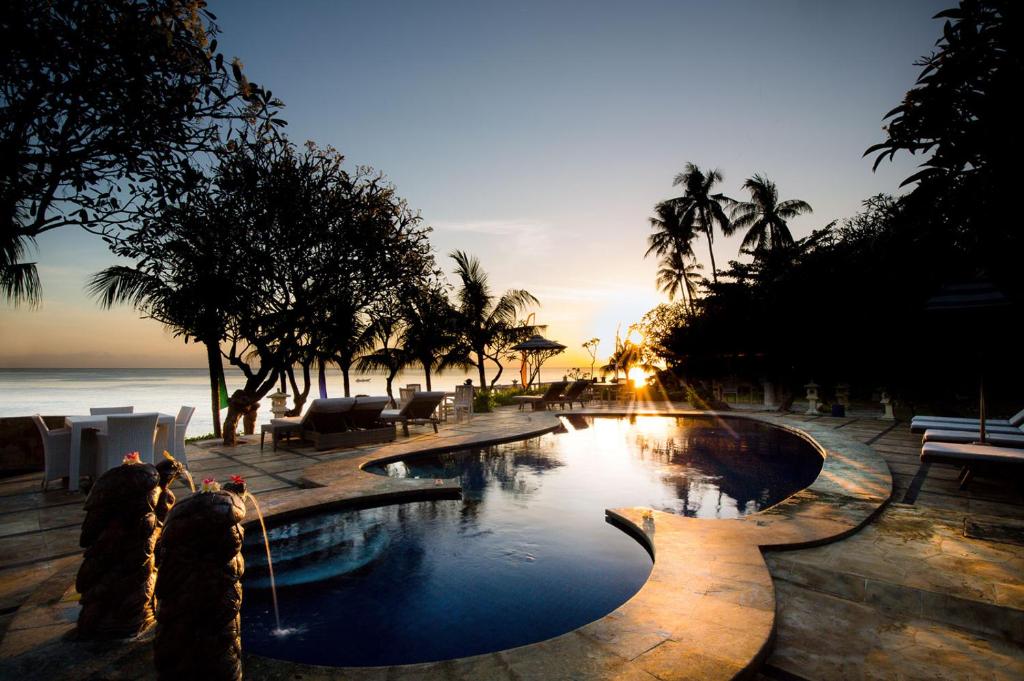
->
(634, 420), (821, 517)
(402, 441), (566, 501)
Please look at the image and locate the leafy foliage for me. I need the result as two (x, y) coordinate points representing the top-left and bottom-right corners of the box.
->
(2, 0), (283, 304)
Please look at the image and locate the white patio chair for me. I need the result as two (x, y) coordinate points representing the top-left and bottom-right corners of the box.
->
(32, 414), (71, 491)
(95, 413), (159, 475)
(155, 406), (195, 466)
(89, 406), (134, 415)
(453, 384), (474, 422)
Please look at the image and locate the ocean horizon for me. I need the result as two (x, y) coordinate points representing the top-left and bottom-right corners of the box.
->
(0, 366), (582, 436)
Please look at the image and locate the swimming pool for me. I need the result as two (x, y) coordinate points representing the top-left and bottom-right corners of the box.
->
(241, 415), (822, 666)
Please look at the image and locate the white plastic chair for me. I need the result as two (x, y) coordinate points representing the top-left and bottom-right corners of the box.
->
(89, 406), (134, 415)
(32, 414), (71, 491)
(154, 406), (195, 466)
(95, 413), (159, 475)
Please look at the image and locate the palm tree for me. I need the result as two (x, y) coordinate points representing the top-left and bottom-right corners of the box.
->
(646, 201), (697, 261)
(667, 163), (732, 283)
(400, 286), (459, 391)
(450, 251), (538, 390)
(729, 174), (812, 257)
(1, 232), (41, 307)
(656, 250), (703, 314)
(88, 265), (230, 439)
(356, 315), (409, 406)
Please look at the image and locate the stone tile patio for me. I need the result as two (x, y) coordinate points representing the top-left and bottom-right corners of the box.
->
(0, 403), (1022, 680)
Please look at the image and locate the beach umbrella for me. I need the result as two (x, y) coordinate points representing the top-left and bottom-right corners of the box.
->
(925, 280), (1011, 444)
(511, 335), (567, 388)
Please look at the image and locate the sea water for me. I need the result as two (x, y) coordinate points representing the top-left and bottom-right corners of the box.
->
(0, 366), (574, 437)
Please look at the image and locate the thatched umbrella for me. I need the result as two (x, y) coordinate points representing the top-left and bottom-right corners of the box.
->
(925, 280), (1011, 444)
(512, 334), (567, 388)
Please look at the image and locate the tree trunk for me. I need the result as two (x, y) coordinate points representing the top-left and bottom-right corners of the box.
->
(341, 367), (351, 397)
(222, 390), (260, 446)
(490, 359), (504, 388)
(705, 228), (718, 284)
(385, 370), (397, 407)
(423, 364), (432, 391)
(206, 342), (223, 439)
(476, 350), (487, 390)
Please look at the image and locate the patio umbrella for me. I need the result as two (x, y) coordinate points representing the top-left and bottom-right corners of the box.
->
(925, 280), (1011, 444)
(511, 334), (567, 388)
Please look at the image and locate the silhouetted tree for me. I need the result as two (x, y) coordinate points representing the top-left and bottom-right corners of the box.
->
(1, 0), (283, 304)
(728, 174), (812, 261)
(665, 164), (732, 283)
(866, 0), (1021, 303)
(449, 251), (538, 389)
(399, 284), (460, 391)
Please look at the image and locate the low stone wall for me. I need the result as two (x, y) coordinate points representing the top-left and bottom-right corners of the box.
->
(0, 415), (61, 476)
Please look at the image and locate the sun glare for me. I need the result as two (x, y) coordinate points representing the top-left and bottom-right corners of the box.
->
(627, 367), (648, 386)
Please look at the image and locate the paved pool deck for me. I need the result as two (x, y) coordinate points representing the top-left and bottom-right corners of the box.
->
(0, 403), (1021, 680)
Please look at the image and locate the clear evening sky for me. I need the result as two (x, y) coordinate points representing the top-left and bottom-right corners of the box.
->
(0, 0), (949, 368)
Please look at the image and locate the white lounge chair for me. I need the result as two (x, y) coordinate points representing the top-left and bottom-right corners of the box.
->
(89, 406), (134, 415)
(95, 413), (159, 475)
(923, 428), (1024, 448)
(381, 391), (446, 435)
(921, 441), (1024, 489)
(910, 407), (1024, 433)
(32, 414), (71, 491)
(155, 406), (195, 465)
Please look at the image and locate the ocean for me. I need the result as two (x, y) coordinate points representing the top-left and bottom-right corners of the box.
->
(0, 366), (575, 437)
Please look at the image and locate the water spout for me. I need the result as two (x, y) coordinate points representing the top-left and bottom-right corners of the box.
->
(242, 492), (283, 634)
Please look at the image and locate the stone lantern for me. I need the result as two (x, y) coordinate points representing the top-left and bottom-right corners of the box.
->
(879, 390), (895, 421)
(268, 391), (288, 419)
(804, 381), (820, 415)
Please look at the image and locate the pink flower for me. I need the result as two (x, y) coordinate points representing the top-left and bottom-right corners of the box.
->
(201, 477), (220, 493)
(230, 475), (246, 485)
(122, 452), (140, 465)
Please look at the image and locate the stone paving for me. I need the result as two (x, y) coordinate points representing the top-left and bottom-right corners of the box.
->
(0, 402), (1021, 680)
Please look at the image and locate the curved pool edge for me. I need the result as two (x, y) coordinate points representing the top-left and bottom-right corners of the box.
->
(241, 410), (892, 680)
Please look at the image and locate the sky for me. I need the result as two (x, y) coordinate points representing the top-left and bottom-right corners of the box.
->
(0, 0), (950, 368)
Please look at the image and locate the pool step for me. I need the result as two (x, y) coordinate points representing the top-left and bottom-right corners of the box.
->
(766, 554), (1024, 644)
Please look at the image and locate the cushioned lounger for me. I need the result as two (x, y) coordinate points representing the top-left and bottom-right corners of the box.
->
(910, 407), (1024, 433)
(922, 441), (1024, 466)
(923, 428), (1024, 448)
(921, 441), (1024, 489)
(910, 420), (1023, 435)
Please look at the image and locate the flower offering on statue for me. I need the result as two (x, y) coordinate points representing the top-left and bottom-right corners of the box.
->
(230, 475), (246, 486)
(122, 452), (141, 465)
(201, 477), (221, 493)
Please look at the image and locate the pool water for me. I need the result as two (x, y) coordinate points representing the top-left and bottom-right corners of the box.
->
(241, 415), (822, 666)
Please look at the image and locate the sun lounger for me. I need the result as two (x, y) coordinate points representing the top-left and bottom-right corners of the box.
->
(910, 407), (1024, 433)
(266, 397), (354, 451)
(923, 428), (1024, 448)
(910, 419), (1024, 435)
(381, 391), (446, 436)
(511, 381), (569, 411)
(556, 380), (592, 409)
(303, 396), (394, 450)
(921, 441), (1024, 489)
